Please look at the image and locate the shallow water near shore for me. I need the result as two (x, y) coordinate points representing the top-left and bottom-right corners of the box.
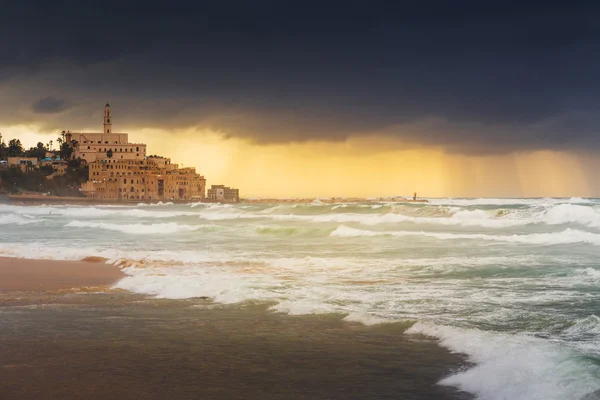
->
(0, 291), (471, 400)
(1, 198), (600, 399)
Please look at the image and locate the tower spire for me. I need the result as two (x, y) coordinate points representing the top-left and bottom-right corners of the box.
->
(104, 102), (112, 134)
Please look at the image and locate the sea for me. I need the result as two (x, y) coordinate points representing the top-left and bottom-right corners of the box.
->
(1, 198), (599, 400)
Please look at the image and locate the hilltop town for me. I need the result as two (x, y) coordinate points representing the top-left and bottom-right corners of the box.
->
(0, 103), (239, 203)
(0, 103), (427, 204)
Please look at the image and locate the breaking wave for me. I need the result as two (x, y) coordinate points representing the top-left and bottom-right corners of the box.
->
(3, 198), (600, 400)
(0, 213), (40, 225)
(330, 225), (600, 245)
(65, 220), (209, 234)
(406, 322), (600, 400)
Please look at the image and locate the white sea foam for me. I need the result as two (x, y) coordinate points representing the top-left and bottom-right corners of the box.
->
(542, 204), (600, 228)
(65, 220), (208, 234)
(0, 213), (40, 225)
(563, 316), (600, 340)
(3, 201), (600, 231)
(136, 201), (174, 207)
(3, 199), (600, 400)
(263, 210), (529, 228)
(330, 225), (600, 245)
(579, 268), (600, 279)
(406, 322), (600, 400)
(115, 265), (283, 303)
(0, 204), (198, 219)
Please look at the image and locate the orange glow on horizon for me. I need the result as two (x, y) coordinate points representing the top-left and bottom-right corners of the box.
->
(3, 124), (597, 198)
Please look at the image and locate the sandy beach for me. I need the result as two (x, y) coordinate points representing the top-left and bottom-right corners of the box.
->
(0, 257), (123, 291)
(0, 257), (471, 400)
(0, 296), (471, 400)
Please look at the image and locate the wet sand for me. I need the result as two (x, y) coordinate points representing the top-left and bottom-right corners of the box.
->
(0, 257), (123, 291)
(0, 259), (472, 400)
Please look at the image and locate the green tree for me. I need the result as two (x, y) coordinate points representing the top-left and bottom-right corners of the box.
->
(106, 149), (113, 159)
(59, 141), (74, 160)
(24, 142), (47, 159)
(7, 139), (23, 157)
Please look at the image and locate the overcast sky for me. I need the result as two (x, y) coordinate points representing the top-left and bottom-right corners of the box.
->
(1, 1), (600, 195)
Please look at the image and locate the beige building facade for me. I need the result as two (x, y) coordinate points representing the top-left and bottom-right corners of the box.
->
(82, 157), (206, 201)
(69, 103), (146, 164)
(7, 157), (38, 167)
(76, 103), (206, 201)
(207, 185), (239, 203)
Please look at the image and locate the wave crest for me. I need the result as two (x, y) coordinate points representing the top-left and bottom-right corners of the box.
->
(406, 322), (600, 400)
(65, 220), (209, 234)
(330, 225), (600, 245)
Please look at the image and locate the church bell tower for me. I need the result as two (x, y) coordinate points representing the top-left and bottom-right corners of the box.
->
(104, 102), (112, 134)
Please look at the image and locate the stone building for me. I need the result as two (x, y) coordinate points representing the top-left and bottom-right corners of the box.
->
(82, 156), (206, 201)
(7, 157), (38, 171)
(39, 158), (68, 178)
(207, 185), (239, 203)
(79, 104), (206, 201)
(68, 103), (147, 164)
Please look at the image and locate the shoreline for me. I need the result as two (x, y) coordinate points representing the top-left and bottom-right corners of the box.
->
(0, 256), (472, 399)
(0, 289), (472, 400)
(0, 257), (124, 291)
(2, 194), (429, 205)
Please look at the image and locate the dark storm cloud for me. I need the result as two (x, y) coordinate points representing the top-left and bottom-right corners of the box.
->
(2, 0), (600, 153)
(31, 97), (69, 114)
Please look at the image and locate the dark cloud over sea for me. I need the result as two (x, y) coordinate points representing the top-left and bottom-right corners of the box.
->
(1, 0), (600, 154)
(31, 97), (70, 114)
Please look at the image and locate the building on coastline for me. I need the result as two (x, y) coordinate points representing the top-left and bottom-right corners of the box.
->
(7, 157), (38, 171)
(67, 103), (147, 164)
(39, 158), (68, 178)
(78, 104), (206, 201)
(207, 185), (239, 203)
